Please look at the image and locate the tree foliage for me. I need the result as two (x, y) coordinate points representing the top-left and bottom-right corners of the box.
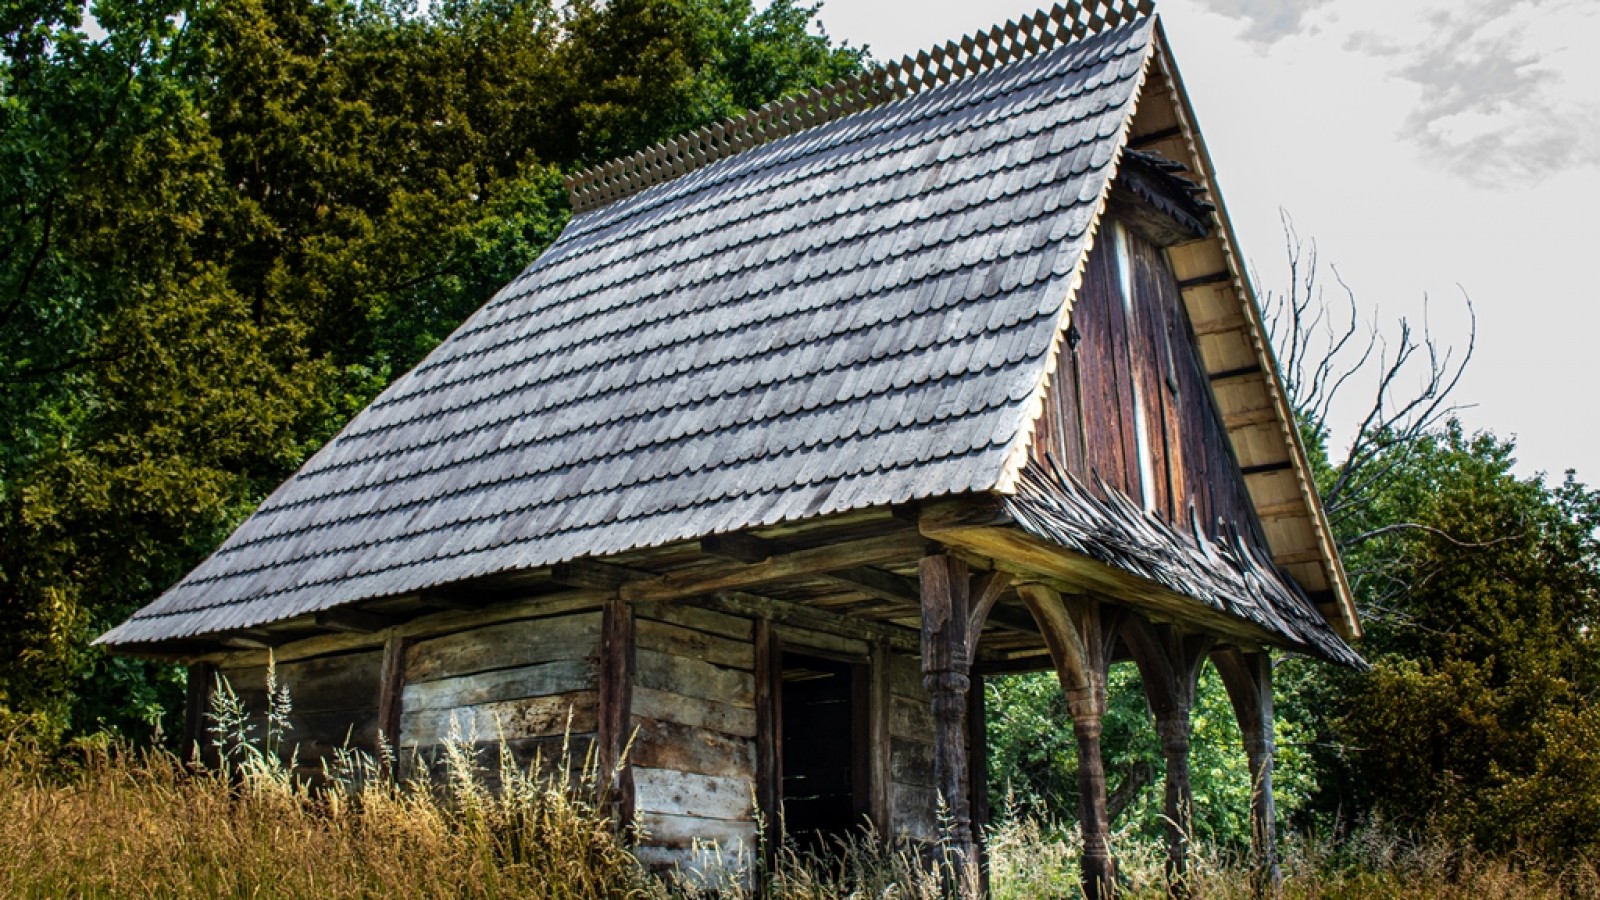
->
(0, 0), (863, 745)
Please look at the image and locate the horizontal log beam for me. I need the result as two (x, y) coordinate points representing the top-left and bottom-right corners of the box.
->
(552, 559), (652, 590)
(688, 590), (921, 653)
(621, 530), (926, 603)
(314, 608), (398, 634)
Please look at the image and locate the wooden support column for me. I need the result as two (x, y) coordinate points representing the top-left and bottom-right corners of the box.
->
(597, 595), (636, 828)
(1212, 649), (1281, 896)
(1121, 618), (1214, 897)
(754, 618), (782, 857)
(182, 662), (215, 768)
(376, 631), (409, 781)
(1018, 585), (1123, 900)
(919, 554), (1009, 897)
(920, 553), (976, 893)
(868, 640), (894, 838)
(968, 670), (991, 897)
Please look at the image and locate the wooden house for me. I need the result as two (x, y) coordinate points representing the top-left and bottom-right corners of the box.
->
(102, 1), (1362, 895)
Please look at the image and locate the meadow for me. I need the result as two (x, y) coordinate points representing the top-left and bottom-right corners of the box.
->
(1, 729), (1591, 899)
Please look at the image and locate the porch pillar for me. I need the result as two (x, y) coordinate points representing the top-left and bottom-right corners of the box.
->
(920, 554), (977, 893)
(1018, 585), (1122, 900)
(1213, 649), (1281, 896)
(1122, 618), (1213, 897)
(920, 553), (1008, 898)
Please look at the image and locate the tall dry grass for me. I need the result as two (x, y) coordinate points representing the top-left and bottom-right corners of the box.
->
(0, 668), (1594, 898)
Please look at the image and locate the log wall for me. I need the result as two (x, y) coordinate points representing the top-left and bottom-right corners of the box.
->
(399, 608), (602, 776)
(215, 648), (383, 776)
(628, 602), (760, 876)
(888, 649), (941, 842)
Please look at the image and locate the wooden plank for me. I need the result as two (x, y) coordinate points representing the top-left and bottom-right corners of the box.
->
(891, 736), (936, 787)
(891, 784), (941, 842)
(635, 648), (755, 708)
(634, 602), (753, 642)
(193, 592), (608, 668)
(637, 618), (754, 670)
(315, 608), (398, 634)
(597, 595), (636, 823)
(632, 717), (757, 781)
(399, 691), (597, 747)
(376, 632), (408, 762)
(633, 767), (755, 821)
(183, 662), (214, 765)
(689, 592), (921, 653)
(401, 658), (597, 711)
(551, 559), (649, 590)
(218, 649), (382, 715)
(890, 692), (936, 741)
(775, 625), (870, 661)
(868, 642), (893, 835)
(404, 612), (600, 684)
(620, 531), (925, 603)
(753, 619), (781, 854)
(636, 813), (755, 851)
(632, 686), (757, 739)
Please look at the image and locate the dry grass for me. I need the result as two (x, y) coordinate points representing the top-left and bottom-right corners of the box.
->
(0, 669), (1593, 898)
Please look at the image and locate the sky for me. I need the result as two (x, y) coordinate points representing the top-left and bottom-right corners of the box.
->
(815, 0), (1600, 486)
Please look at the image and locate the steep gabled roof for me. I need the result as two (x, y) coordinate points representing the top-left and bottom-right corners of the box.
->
(101, 14), (1157, 647)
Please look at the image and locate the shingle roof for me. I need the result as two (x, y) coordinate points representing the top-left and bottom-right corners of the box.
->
(99, 18), (1157, 647)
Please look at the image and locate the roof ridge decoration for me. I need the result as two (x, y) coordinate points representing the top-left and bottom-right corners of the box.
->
(564, 0), (1157, 213)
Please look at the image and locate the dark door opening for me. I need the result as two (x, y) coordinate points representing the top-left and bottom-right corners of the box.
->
(779, 651), (866, 844)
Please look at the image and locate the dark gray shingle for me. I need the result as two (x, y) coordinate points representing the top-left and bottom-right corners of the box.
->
(101, 21), (1155, 646)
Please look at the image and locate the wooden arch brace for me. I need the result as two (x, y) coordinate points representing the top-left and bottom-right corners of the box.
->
(1211, 648), (1282, 895)
(1120, 617), (1214, 896)
(1016, 584), (1126, 900)
(919, 553), (1009, 895)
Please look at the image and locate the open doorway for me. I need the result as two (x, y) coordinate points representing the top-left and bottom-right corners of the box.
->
(779, 651), (867, 844)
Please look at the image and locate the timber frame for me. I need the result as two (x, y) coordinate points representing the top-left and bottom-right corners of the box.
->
(111, 4), (1363, 897)
(164, 495), (1308, 895)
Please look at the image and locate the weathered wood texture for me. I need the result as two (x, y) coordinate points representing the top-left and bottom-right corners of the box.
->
(1121, 617), (1215, 895)
(399, 610), (602, 778)
(888, 650), (939, 841)
(629, 602), (760, 873)
(598, 596), (636, 822)
(1018, 585), (1124, 900)
(1213, 648), (1282, 894)
(1032, 220), (1261, 545)
(216, 648), (383, 771)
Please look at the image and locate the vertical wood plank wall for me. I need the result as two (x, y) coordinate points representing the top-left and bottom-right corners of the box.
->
(1033, 220), (1262, 544)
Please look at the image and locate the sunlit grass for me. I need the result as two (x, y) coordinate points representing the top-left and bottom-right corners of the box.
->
(0, 667), (1592, 898)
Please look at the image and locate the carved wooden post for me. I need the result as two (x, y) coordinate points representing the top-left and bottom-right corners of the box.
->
(1122, 618), (1214, 898)
(1213, 649), (1281, 897)
(1018, 585), (1121, 900)
(920, 553), (977, 893)
(920, 554), (1008, 897)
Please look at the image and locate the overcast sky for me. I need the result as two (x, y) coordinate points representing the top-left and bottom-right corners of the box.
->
(815, 0), (1600, 486)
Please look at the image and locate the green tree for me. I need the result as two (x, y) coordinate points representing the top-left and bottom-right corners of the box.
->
(0, 0), (865, 746)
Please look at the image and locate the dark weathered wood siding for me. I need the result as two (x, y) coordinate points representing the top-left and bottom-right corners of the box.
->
(216, 649), (383, 775)
(399, 608), (602, 775)
(1032, 220), (1261, 544)
(628, 602), (760, 875)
